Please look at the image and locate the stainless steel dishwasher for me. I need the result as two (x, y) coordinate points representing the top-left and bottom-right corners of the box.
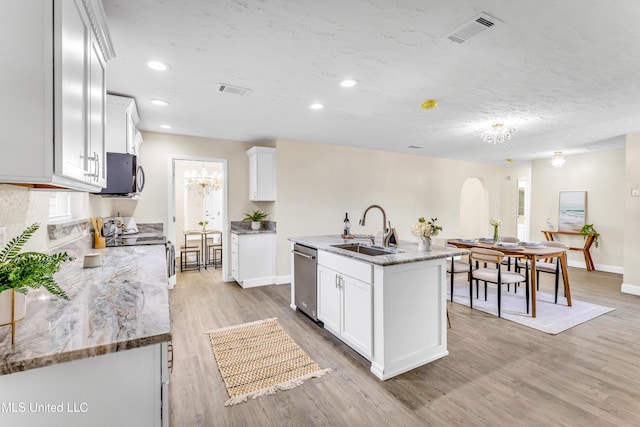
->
(292, 243), (318, 321)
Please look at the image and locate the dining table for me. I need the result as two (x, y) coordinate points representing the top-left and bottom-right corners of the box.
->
(183, 229), (222, 268)
(447, 239), (572, 318)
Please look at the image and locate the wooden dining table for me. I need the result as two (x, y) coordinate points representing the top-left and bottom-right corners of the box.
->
(447, 239), (572, 318)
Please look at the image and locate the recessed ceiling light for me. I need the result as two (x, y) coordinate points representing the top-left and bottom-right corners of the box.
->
(160, 124), (173, 129)
(150, 99), (169, 106)
(420, 99), (438, 110)
(309, 103), (324, 110)
(147, 60), (169, 71)
(340, 79), (358, 88)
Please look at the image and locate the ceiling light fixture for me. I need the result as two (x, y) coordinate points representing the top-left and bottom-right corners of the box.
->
(550, 151), (566, 168)
(184, 164), (223, 196)
(340, 79), (358, 88)
(481, 122), (517, 144)
(147, 60), (168, 71)
(150, 99), (169, 106)
(309, 103), (324, 110)
(420, 99), (438, 110)
(160, 124), (173, 129)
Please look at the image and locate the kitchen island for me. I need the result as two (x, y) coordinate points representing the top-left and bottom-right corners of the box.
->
(289, 235), (467, 380)
(0, 244), (171, 427)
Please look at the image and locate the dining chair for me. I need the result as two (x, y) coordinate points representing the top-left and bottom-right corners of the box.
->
(499, 236), (520, 272)
(519, 240), (568, 304)
(469, 248), (529, 318)
(446, 244), (474, 302)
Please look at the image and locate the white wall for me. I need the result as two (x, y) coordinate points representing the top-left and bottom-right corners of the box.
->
(622, 134), (640, 294)
(530, 149), (625, 271)
(274, 138), (521, 277)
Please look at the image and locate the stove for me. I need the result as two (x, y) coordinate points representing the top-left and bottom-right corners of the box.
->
(105, 236), (167, 247)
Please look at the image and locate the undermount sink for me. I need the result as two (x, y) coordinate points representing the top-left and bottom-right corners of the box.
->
(331, 243), (398, 256)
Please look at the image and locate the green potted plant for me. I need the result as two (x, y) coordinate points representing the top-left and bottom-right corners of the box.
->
(580, 224), (600, 248)
(242, 209), (269, 230)
(0, 223), (74, 330)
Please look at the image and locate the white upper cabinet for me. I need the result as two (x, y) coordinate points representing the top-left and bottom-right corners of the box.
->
(106, 95), (142, 156)
(0, 0), (114, 192)
(247, 146), (276, 201)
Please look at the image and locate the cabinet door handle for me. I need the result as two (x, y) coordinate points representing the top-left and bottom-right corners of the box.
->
(335, 274), (339, 288)
(94, 152), (99, 181)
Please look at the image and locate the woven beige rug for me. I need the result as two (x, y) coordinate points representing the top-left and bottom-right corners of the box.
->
(208, 318), (331, 406)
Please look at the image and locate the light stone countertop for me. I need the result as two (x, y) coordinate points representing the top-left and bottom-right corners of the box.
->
(288, 235), (469, 266)
(231, 220), (276, 234)
(0, 244), (171, 375)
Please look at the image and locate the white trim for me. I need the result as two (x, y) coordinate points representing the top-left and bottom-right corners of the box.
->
(168, 154), (230, 283)
(621, 283), (640, 296)
(276, 274), (292, 285)
(566, 259), (623, 275)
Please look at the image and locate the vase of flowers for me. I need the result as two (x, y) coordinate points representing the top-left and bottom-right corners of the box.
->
(411, 217), (442, 251)
(198, 220), (209, 232)
(490, 217), (502, 244)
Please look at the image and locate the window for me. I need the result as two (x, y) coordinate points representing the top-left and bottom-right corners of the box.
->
(49, 192), (71, 221)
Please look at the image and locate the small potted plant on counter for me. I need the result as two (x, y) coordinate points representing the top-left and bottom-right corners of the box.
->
(0, 223), (74, 344)
(242, 209), (269, 230)
(580, 223), (600, 248)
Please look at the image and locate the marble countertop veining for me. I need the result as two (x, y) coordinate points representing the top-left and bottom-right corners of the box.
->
(0, 244), (171, 375)
(231, 220), (276, 234)
(289, 235), (469, 266)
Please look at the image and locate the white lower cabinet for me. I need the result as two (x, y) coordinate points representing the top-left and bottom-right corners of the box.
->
(317, 252), (372, 360)
(231, 232), (276, 288)
(0, 343), (169, 427)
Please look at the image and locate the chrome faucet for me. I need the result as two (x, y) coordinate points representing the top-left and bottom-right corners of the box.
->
(359, 204), (393, 247)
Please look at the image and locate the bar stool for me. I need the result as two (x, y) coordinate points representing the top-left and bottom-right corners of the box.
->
(180, 245), (200, 272)
(206, 232), (223, 269)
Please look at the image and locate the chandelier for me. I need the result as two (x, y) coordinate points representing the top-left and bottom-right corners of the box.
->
(550, 151), (566, 168)
(481, 122), (517, 145)
(184, 165), (222, 196)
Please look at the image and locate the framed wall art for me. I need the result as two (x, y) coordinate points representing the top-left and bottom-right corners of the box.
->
(558, 191), (586, 232)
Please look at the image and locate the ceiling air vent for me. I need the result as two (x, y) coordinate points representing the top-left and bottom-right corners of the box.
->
(446, 12), (500, 44)
(217, 83), (251, 96)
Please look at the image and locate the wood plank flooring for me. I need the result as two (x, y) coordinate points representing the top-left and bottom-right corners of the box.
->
(168, 266), (640, 426)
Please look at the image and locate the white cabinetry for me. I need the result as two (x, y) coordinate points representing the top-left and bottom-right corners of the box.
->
(0, 0), (114, 192)
(0, 343), (169, 427)
(317, 251), (372, 359)
(106, 95), (142, 155)
(231, 232), (276, 287)
(247, 147), (276, 201)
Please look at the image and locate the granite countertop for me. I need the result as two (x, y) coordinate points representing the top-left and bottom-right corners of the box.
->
(0, 244), (171, 375)
(231, 220), (276, 234)
(289, 235), (469, 266)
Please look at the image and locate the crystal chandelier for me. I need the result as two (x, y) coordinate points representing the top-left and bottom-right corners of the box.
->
(481, 122), (517, 145)
(550, 151), (566, 168)
(184, 165), (222, 196)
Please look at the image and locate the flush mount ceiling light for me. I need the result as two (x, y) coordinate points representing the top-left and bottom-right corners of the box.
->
(420, 99), (438, 110)
(147, 60), (168, 71)
(481, 122), (517, 144)
(309, 103), (324, 110)
(340, 79), (358, 88)
(150, 99), (169, 106)
(160, 124), (173, 129)
(550, 151), (566, 168)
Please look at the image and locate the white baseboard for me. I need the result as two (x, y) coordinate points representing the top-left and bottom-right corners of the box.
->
(276, 274), (292, 285)
(566, 259), (623, 274)
(621, 283), (640, 296)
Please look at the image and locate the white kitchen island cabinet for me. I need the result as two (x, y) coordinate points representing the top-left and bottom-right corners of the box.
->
(290, 235), (468, 380)
(317, 252), (373, 360)
(0, 0), (114, 192)
(231, 231), (276, 287)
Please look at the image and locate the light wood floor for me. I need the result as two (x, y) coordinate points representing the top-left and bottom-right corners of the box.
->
(168, 266), (640, 427)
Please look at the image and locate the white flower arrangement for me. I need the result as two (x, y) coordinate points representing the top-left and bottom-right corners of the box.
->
(411, 217), (442, 238)
(490, 218), (502, 227)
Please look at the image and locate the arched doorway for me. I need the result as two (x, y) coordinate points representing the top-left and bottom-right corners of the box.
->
(459, 177), (488, 238)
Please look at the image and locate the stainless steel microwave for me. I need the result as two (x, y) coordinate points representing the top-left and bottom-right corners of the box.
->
(99, 153), (145, 195)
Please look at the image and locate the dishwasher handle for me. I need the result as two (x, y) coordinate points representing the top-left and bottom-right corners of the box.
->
(292, 250), (316, 260)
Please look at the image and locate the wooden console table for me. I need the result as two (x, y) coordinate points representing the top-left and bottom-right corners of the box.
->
(541, 230), (596, 271)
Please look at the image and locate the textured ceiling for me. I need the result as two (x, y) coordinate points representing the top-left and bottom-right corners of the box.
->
(102, 0), (639, 164)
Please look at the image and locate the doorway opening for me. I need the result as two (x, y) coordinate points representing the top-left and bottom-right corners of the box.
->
(167, 155), (229, 284)
(459, 177), (488, 238)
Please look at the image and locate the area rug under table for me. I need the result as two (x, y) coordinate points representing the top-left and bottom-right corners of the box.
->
(208, 318), (330, 406)
(449, 281), (614, 334)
